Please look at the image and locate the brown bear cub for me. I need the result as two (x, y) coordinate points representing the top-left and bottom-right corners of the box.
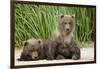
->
(53, 15), (80, 60)
(18, 38), (58, 61)
(18, 38), (43, 61)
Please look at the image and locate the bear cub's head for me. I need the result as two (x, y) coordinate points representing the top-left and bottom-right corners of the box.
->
(58, 15), (75, 35)
(18, 38), (43, 61)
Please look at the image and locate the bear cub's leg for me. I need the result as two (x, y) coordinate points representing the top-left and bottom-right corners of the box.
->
(70, 41), (80, 60)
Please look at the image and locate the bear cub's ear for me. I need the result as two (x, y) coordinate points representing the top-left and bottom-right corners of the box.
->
(61, 15), (64, 18)
(38, 40), (41, 44)
(23, 41), (28, 46)
(71, 15), (75, 19)
(37, 39), (43, 45)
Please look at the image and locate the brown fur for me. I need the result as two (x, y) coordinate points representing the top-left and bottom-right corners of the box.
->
(53, 15), (75, 43)
(53, 15), (80, 60)
(18, 38), (43, 61)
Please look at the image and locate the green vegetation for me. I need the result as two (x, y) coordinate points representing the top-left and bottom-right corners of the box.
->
(15, 3), (95, 48)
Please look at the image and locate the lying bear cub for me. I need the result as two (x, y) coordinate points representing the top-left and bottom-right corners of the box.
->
(18, 38), (59, 61)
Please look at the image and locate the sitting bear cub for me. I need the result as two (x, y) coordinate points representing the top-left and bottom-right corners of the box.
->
(53, 15), (80, 60)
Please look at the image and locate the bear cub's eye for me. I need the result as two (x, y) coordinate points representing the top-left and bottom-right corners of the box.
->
(69, 22), (71, 24)
(64, 22), (67, 24)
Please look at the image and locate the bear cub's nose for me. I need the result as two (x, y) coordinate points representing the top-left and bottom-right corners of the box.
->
(66, 29), (69, 31)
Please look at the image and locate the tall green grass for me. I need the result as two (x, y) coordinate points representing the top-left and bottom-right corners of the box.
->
(15, 4), (94, 48)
